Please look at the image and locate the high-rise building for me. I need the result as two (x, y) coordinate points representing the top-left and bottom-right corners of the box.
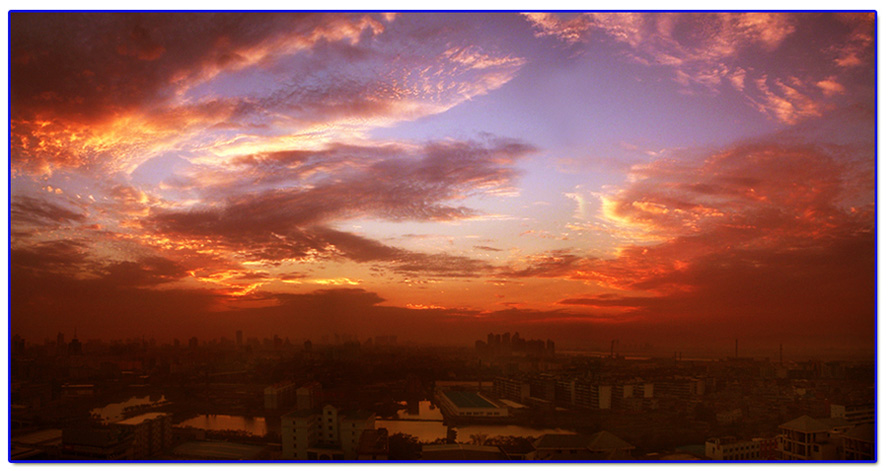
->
(281, 404), (376, 460)
(264, 381), (297, 410)
(830, 403), (875, 425)
(236, 330), (243, 347)
(68, 336), (83, 356)
(114, 413), (172, 459)
(56, 332), (66, 356)
(842, 424), (875, 460)
(296, 382), (323, 411)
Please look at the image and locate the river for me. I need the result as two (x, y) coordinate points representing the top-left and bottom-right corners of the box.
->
(375, 401), (575, 443)
(91, 394), (168, 423)
(176, 414), (269, 436)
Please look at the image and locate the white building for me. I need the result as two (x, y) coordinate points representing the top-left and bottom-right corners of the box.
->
(281, 404), (375, 460)
(705, 436), (778, 460)
(830, 403), (874, 425)
(296, 382), (323, 411)
(264, 381), (296, 410)
(778, 415), (851, 460)
(114, 412), (172, 459)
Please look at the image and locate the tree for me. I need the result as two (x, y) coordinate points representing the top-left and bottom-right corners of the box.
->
(469, 433), (489, 446)
(485, 435), (534, 448)
(388, 432), (422, 460)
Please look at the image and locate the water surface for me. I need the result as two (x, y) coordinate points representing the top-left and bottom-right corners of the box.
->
(176, 414), (268, 436)
(91, 395), (167, 423)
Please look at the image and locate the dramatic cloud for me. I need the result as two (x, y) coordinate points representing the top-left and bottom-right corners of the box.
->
(508, 133), (874, 347)
(10, 13), (874, 353)
(137, 138), (531, 276)
(11, 13), (526, 176)
(11, 196), (86, 227)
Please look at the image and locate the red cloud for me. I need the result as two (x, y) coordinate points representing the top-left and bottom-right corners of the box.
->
(509, 135), (874, 348)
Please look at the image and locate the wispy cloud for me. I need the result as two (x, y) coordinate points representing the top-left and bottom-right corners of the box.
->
(11, 13), (527, 176)
(522, 12), (872, 125)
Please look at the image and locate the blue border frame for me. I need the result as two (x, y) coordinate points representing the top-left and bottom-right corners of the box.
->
(6, 9), (879, 464)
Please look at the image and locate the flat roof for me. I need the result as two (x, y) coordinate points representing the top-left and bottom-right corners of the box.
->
(12, 429), (62, 445)
(422, 444), (507, 460)
(443, 390), (497, 409)
(172, 441), (266, 460)
(116, 412), (169, 425)
(499, 399), (526, 409)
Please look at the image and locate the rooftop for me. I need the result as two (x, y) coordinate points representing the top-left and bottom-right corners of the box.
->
(422, 444), (508, 460)
(534, 432), (634, 452)
(780, 415), (830, 433)
(62, 427), (131, 447)
(282, 408), (319, 419)
(534, 433), (590, 450)
(172, 441), (267, 460)
(11, 429), (62, 446)
(844, 424), (875, 443)
(442, 390), (498, 409)
(588, 431), (635, 451)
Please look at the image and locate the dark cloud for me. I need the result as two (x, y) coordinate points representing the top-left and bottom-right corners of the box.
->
(152, 138), (532, 236)
(10, 12), (385, 124)
(101, 257), (190, 287)
(139, 138), (530, 277)
(11, 196), (86, 227)
(11, 239), (192, 288)
(503, 250), (584, 278)
(557, 294), (660, 308)
(11, 239), (91, 275)
(11, 13), (526, 175)
(11, 262), (226, 341)
(9, 13), (390, 174)
(474, 246), (503, 252)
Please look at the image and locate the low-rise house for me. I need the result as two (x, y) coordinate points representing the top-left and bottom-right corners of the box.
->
(421, 444), (508, 460)
(533, 432), (635, 460)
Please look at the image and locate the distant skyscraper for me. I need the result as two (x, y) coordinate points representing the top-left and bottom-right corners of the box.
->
(236, 330), (243, 347)
(12, 335), (25, 355)
(68, 336), (83, 355)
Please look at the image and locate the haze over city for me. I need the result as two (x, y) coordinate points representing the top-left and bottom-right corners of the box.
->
(11, 12), (875, 357)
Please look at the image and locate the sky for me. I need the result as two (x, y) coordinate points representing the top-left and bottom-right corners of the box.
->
(10, 12), (876, 357)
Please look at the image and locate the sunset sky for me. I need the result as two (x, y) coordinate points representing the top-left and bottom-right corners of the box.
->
(10, 12), (876, 356)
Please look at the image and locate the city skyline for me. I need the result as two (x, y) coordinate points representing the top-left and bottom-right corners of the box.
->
(10, 12), (876, 356)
